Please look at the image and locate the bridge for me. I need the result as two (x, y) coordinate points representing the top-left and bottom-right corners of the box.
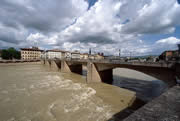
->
(42, 59), (180, 87)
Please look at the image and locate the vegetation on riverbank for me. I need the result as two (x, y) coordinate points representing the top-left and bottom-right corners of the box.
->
(1, 47), (21, 60)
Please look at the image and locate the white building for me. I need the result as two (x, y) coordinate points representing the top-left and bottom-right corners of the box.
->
(65, 51), (71, 58)
(46, 49), (66, 59)
(71, 51), (80, 59)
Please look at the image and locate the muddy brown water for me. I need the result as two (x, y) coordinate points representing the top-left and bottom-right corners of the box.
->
(0, 63), (137, 121)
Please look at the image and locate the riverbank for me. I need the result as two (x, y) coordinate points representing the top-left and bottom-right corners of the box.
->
(0, 59), (40, 63)
(0, 62), (41, 66)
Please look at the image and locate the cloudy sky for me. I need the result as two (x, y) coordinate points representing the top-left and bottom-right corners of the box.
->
(0, 0), (180, 56)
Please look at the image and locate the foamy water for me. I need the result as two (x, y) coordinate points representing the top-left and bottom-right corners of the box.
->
(0, 64), (135, 121)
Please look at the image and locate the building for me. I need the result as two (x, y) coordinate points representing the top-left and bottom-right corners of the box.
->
(46, 49), (66, 59)
(146, 56), (158, 62)
(65, 51), (71, 58)
(71, 51), (80, 59)
(21, 47), (43, 60)
(40, 51), (46, 59)
(94, 54), (104, 60)
(159, 50), (179, 61)
(80, 53), (89, 60)
(89, 54), (95, 60)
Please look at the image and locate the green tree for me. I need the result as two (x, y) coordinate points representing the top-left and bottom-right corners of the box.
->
(1, 49), (10, 60)
(1, 47), (21, 60)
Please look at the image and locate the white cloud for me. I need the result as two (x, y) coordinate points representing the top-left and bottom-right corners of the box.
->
(121, 0), (180, 34)
(0, 0), (180, 56)
(156, 37), (180, 44)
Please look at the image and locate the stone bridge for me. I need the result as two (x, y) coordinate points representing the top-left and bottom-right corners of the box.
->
(42, 59), (180, 87)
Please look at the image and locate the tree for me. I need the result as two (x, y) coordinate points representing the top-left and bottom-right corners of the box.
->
(1, 49), (10, 60)
(1, 47), (21, 60)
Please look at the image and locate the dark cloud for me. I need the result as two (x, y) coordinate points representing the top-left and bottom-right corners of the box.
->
(0, 0), (88, 32)
(78, 36), (115, 44)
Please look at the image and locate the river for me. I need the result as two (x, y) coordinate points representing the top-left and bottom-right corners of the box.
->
(0, 63), (137, 121)
(113, 68), (168, 102)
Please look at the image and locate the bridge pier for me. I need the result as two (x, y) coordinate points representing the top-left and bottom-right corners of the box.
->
(50, 60), (61, 71)
(61, 60), (72, 73)
(61, 60), (82, 75)
(87, 62), (113, 84)
(41, 60), (45, 64)
(42, 59), (179, 86)
(45, 60), (51, 66)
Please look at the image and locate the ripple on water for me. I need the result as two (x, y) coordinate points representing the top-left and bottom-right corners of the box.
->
(45, 81), (113, 121)
(1, 64), (134, 121)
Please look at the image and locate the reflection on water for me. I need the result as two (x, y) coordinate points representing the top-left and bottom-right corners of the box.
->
(0, 63), (135, 121)
(113, 68), (168, 102)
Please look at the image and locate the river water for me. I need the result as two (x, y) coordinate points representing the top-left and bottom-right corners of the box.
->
(113, 68), (168, 102)
(0, 63), (137, 121)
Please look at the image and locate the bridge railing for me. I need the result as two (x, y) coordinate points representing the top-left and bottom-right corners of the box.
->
(45, 58), (177, 68)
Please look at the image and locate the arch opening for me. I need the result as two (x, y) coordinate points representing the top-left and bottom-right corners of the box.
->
(113, 67), (168, 102)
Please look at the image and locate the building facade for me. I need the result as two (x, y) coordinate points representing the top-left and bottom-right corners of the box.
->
(89, 55), (95, 60)
(21, 47), (43, 60)
(65, 51), (71, 58)
(94, 54), (104, 60)
(46, 49), (66, 59)
(80, 53), (89, 60)
(71, 51), (80, 59)
(159, 50), (179, 61)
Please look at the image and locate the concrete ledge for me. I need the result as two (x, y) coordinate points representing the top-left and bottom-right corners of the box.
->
(123, 86), (180, 121)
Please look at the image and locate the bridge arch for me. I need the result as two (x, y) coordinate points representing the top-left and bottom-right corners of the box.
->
(113, 66), (177, 87)
(88, 63), (177, 87)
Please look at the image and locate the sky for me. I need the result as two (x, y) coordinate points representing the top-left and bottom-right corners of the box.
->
(0, 0), (180, 56)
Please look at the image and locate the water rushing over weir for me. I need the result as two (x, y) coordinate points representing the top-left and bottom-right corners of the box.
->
(0, 63), (135, 121)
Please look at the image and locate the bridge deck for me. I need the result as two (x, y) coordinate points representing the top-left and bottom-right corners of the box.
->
(60, 59), (176, 68)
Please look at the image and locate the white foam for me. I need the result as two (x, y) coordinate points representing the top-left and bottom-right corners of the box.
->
(47, 103), (57, 121)
(78, 87), (96, 100)
(7, 117), (15, 121)
(71, 83), (82, 90)
(64, 105), (80, 113)
(30, 85), (34, 89)
(96, 106), (104, 112)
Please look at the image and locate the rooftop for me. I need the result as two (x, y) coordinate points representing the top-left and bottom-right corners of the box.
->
(46, 49), (68, 53)
(20, 47), (43, 52)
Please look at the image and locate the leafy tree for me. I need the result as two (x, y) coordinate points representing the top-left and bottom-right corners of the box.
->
(1, 47), (21, 60)
(1, 49), (10, 60)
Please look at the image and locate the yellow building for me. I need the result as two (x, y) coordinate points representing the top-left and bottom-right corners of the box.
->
(21, 47), (43, 60)
(80, 53), (89, 60)
(95, 54), (104, 60)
